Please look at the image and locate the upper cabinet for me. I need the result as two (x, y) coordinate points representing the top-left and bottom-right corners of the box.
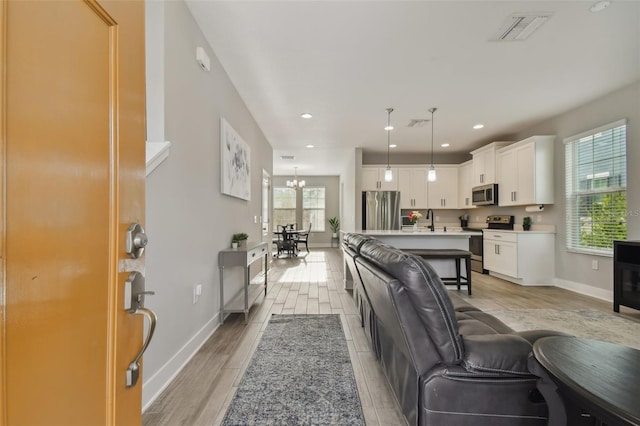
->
(398, 167), (428, 209)
(397, 166), (458, 209)
(458, 160), (475, 209)
(361, 166), (398, 191)
(497, 136), (555, 206)
(427, 165), (459, 209)
(470, 142), (512, 186)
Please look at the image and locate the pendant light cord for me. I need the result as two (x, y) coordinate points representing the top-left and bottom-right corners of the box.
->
(429, 107), (437, 166)
(387, 109), (391, 166)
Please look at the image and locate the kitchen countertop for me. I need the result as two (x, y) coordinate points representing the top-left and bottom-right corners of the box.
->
(482, 229), (556, 234)
(356, 229), (482, 237)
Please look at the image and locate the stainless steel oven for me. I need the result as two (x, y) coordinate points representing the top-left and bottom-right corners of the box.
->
(466, 215), (515, 274)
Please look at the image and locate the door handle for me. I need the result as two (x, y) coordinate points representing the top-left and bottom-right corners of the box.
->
(124, 271), (158, 388)
(126, 223), (148, 259)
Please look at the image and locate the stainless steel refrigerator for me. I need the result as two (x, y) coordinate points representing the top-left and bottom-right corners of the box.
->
(362, 191), (401, 230)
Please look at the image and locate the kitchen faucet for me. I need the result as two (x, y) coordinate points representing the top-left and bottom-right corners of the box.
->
(426, 209), (435, 232)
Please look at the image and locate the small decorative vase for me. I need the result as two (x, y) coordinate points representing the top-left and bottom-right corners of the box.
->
(412, 223), (418, 232)
(238, 239), (247, 248)
(523, 225), (531, 231)
(461, 220), (468, 228)
(231, 242), (238, 249)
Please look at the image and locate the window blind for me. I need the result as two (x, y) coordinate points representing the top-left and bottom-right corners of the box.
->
(302, 187), (326, 232)
(564, 119), (627, 255)
(273, 187), (296, 231)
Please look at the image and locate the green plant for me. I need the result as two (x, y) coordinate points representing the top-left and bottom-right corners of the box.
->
(523, 217), (532, 230)
(328, 217), (340, 233)
(232, 232), (248, 242)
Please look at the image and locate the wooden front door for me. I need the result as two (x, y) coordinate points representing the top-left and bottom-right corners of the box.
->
(0, 0), (147, 424)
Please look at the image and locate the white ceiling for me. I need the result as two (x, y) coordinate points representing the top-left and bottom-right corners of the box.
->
(185, 0), (640, 176)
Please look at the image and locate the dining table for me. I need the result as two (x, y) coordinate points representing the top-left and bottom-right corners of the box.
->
(272, 228), (306, 257)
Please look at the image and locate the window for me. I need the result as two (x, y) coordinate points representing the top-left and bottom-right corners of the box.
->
(302, 187), (325, 232)
(273, 187), (296, 230)
(565, 120), (627, 255)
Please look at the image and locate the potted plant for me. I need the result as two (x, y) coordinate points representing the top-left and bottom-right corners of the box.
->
(459, 214), (469, 228)
(328, 217), (340, 238)
(232, 232), (249, 248)
(522, 216), (532, 231)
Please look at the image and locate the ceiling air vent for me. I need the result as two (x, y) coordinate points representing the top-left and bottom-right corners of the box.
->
(279, 155), (295, 160)
(407, 119), (430, 128)
(491, 12), (552, 41)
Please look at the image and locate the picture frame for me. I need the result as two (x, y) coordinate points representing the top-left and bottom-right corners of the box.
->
(220, 117), (251, 200)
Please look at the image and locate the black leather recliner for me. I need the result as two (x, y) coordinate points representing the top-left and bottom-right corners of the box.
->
(342, 233), (569, 426)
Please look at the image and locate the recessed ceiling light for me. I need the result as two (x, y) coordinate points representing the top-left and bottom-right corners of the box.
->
(441, 143), (450, 148)
(300, 113), (312, 119)
(473, 124), (485, 129)
(389, 144), (397, 148)
(590, 1), (611, 12)
(305, 144), (314, 148)
(384, 125), (394, 131)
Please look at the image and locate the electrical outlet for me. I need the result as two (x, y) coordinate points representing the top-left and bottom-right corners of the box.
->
(435, 216), (440, 221)
(537, 215), (542, 222)
(592, 260), (599, 270)
(476, 216), (480, 221)
(254, 215), (258, 223)
(193, 283), (202, 304)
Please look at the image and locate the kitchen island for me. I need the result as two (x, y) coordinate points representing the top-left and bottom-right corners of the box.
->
(342, 229), (482, 289)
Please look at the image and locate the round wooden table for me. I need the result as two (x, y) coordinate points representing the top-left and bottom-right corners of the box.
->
(528, 336), (640, 426)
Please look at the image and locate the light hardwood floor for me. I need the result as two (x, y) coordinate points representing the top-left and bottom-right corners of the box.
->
(142, 248), (639, 426)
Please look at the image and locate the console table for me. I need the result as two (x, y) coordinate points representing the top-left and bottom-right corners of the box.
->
(218, 241), (268, 324)
(529, 336), (640, 426)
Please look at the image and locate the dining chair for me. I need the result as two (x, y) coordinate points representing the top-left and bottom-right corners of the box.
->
(295, 223), (312, 252)
(274, 225), (296, 257)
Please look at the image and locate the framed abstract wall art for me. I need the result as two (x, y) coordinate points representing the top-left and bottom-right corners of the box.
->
(220, 118), (251, 200)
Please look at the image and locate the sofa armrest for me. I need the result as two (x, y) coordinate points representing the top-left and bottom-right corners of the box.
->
(461, 334), (535, 376)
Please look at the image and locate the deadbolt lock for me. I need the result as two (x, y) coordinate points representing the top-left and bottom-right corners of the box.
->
(126, 223), (148, 259)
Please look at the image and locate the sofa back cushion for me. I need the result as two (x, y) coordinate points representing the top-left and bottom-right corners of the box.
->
(359, 239), (463, 364)
(343, 233), (373, 253)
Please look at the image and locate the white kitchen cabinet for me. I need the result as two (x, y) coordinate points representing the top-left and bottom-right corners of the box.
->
(361, 166), (398, 191)
(457, 160), (475, 209)
(470, 142), (512, 186)
(398, 167), (427, 209)
(427, 165), (458, 209)
(497, 136), (554, 206)
(483, 230), (555, 285)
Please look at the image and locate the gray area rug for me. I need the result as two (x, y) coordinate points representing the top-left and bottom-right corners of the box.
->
(222, 314), (365, 425)
(488, 308), (640, 350)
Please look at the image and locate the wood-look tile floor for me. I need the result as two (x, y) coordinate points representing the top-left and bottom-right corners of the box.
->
(142, 248), (639, 426)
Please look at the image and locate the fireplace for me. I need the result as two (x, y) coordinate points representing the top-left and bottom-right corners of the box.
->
(614, 240), (640, 312)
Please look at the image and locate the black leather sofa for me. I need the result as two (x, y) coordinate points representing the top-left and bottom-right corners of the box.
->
(342, 233), (568, 426)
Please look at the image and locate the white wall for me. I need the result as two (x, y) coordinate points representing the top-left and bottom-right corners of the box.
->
(143, 0), (273, 409)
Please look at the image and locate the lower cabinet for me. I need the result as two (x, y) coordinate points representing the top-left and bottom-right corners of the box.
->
(483, 231), (555, 285)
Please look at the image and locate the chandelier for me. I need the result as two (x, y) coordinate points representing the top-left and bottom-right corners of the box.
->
(286, 167), (305, 189)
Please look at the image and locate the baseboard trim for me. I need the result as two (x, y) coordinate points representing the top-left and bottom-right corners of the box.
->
(553, 278), (613, 302)
(142, 314), (219, 411)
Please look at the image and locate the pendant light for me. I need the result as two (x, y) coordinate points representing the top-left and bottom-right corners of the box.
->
(286, 166), (305, 189)
(384, 107), (394, 182)
(427, 107), (437, 182)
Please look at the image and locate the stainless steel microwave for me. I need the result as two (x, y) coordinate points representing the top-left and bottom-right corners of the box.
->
(472, 183), (498, 206)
